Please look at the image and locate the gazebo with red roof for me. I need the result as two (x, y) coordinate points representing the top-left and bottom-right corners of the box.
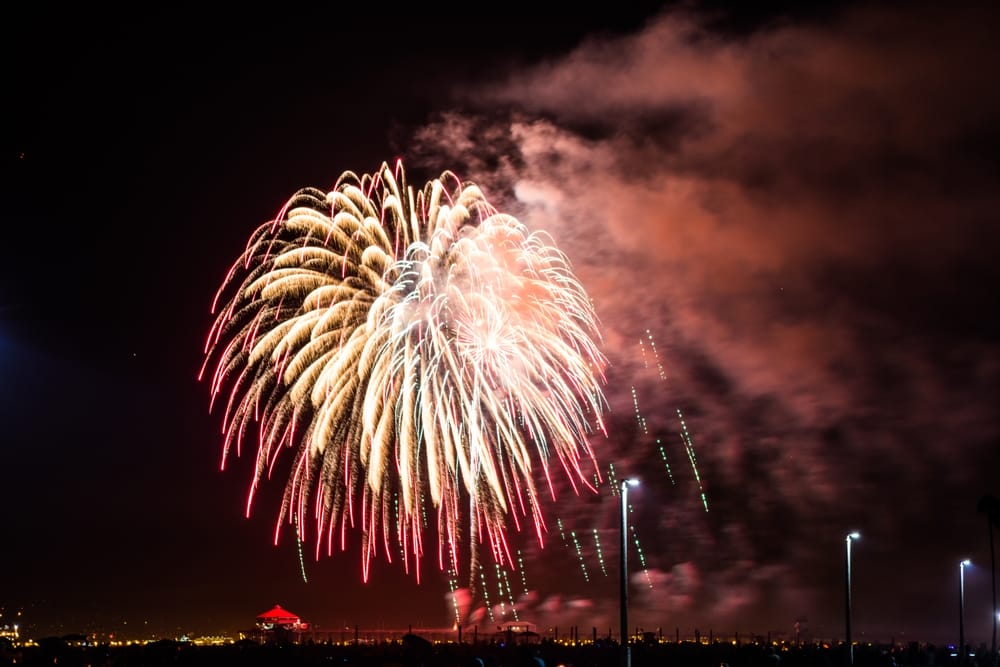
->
(255, 604), (306, 630)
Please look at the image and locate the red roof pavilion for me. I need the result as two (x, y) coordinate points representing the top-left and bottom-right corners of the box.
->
(255, 604), (302, 628)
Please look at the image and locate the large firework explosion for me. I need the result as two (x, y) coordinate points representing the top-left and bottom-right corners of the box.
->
(200, 161), (609, 589)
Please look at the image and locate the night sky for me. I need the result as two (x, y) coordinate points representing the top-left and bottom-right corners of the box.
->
(3, 0), (999, 647)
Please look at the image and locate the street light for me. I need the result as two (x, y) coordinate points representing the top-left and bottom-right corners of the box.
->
(960, 559), (971, 667)
(995, 610), (1000, 667)
(620, 478), (639, 667)
(845, 531), (861, 666)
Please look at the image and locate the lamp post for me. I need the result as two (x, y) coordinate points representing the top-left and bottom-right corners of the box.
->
(845, 531), (861, 666)
(995, 611), (1000, 667)
(620, 478), (639, 667)
(960, 559), (971, 667)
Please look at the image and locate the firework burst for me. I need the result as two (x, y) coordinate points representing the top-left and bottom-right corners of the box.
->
(200, 161), (609, 583)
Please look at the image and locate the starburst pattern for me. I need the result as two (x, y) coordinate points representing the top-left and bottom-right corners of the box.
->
(200, 161), (608, 581)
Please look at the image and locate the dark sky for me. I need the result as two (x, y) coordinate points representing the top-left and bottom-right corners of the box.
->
(2, 0), (999, 647)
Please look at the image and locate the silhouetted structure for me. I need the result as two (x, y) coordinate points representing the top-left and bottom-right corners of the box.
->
(4, 636), (994, 667)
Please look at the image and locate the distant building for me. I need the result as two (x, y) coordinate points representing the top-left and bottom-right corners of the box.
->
(0, 608), (21, 643)
(253, 604), (309, 643)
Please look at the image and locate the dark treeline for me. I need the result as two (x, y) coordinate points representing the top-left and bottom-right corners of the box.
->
(0, 636), (987, 667)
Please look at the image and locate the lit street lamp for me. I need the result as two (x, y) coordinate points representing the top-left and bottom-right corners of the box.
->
(995, 611), (1000, 667)
(960, 559), (971, 667)
(994, 610), (1000, 667)
(620, 478), (639, 667)
(845, 531), (861, 666)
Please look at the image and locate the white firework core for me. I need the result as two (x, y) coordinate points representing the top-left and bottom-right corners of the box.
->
(201, 161), (609, 583)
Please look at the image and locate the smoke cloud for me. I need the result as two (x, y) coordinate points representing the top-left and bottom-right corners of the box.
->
(410, 1), (1000, 643)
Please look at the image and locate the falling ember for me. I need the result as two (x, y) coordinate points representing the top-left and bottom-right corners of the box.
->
(515, 549), (531, 599)
(200, 160), (609, 584)
(678, 408), (709, 512)
(593, 528), (608, 577)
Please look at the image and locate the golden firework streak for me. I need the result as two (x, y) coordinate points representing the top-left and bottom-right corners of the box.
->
(201, 161), (609, 582)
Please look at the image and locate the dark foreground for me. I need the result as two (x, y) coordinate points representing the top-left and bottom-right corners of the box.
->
(2, 637), (992, 667)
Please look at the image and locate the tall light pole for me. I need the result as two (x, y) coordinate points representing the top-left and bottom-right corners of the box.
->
(960, 559), (971, 667)
(995, 611), (1000, 667)
(620, 478), (639, 667)
(845, 531), (861, 666)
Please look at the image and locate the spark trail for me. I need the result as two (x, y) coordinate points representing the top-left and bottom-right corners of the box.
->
(678, 408), (709, 512)
(515, 550), (531, 600)
(636, 332), (676, 485)
(637, 330), (709, 511)
(593, 528), (608, 577)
